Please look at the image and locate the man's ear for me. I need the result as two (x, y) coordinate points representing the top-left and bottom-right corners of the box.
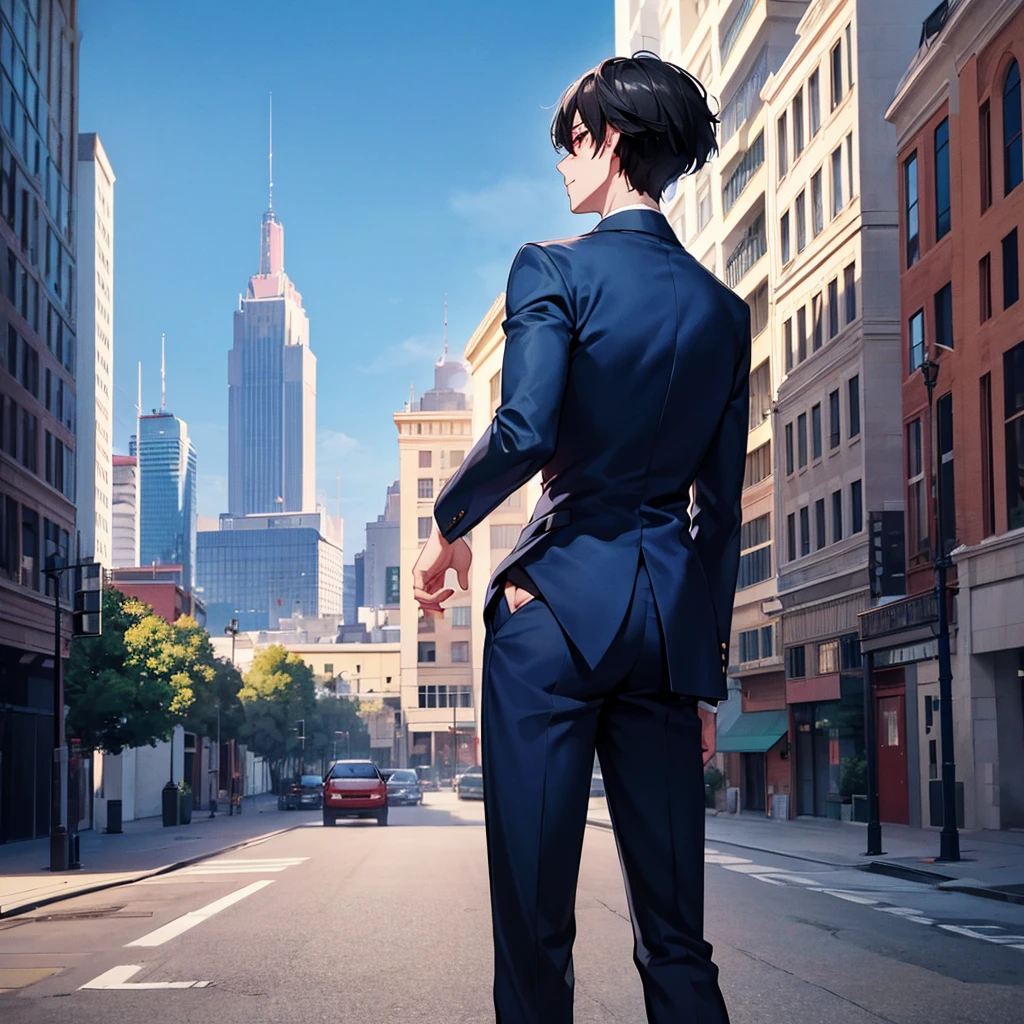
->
(601, 125), (621, 155)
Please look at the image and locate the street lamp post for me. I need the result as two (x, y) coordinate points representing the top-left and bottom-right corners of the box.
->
(920, 356), (960, 861)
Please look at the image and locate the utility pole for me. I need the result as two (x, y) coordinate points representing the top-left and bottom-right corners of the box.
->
(921, 357), (960, 861)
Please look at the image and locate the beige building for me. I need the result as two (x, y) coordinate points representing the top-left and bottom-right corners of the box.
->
(394, 348), (476, 775)
(616, 0), (811, 814)
(76, 133), (115, 571)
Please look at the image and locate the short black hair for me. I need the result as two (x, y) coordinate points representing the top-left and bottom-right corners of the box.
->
(551, 52), (720, 201)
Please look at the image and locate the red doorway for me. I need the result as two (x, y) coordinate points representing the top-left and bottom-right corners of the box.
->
(876, 692), (909, 824)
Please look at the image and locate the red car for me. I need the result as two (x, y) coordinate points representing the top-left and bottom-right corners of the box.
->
(323, 760), (388, 826)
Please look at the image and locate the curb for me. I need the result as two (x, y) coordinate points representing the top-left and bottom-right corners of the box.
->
(0, 824), (301, 920)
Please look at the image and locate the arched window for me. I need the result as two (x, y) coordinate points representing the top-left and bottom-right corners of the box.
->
(1004, 59), (1022, 194)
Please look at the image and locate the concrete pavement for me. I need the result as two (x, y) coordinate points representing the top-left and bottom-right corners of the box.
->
(0, 793), (300, 918)
(1, 789), (1021, 1022)
(588, 797), (1024, 904)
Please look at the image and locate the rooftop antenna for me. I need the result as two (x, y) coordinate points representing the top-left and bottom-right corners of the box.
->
(409, 381), (415, 408)
(336, 469), (341, 544)
(443, 294), (448, 358)
(136, 361), (142, 419)
(160, 333), (166, 411)
(268, 92), (273, 211)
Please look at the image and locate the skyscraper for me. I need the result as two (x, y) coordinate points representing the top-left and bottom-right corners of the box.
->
(137, 410), (198, 590)
(227, 112), (316, 515)
(111, 454), (139, 568)
(75, 133), (115, 570)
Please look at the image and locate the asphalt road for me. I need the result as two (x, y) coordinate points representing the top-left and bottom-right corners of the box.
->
(1, 791), (1021, 1023)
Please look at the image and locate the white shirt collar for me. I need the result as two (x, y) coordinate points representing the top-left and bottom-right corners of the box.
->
(604, 203), (663, 216)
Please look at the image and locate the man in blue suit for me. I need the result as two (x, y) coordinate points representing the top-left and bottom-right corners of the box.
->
(413, 53), (748, 1023)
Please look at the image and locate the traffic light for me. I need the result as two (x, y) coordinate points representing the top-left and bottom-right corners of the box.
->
(294, 719), (305, 742)
(73, 563), (102, 637)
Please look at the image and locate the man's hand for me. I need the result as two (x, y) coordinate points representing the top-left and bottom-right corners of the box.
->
(412, 522), (472, 617)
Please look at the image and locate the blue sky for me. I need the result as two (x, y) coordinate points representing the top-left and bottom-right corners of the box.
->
(78, 1), (614, 561)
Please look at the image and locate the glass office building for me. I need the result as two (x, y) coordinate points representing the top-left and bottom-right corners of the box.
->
(137, 411), (198, 591)
(196, 511), (343, 634)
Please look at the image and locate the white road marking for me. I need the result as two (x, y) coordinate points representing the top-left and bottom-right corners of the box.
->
(126, 880), (274, 947)
(722, 863), (792, 874)
(704, 854), (752, 865)
(809, 888), (880, 905)
(81, 965), (210, 990)
(879, 906), (926, 917)
(175, 857), (307, 875)
(750, 874), (787, 885)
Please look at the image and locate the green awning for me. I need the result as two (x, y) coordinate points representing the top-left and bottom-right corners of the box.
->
(715, 709), (789, 753)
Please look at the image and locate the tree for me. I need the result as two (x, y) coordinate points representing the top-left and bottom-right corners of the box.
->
(238, 646), (317, 790)
(308, 694), (370, 768)
(64, 587), (219, 755)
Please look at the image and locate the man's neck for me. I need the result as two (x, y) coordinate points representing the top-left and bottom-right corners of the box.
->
(601, 189), (660, 218)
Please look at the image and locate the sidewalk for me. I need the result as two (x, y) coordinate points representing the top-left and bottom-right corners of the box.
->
(0, 793), (303, 918)
(586, 797), (1024, 905)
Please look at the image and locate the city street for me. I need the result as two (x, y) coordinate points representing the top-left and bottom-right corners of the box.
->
(1, 794), (1021, 1023)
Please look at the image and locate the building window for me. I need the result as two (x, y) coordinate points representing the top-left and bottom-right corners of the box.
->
(739, 628), (760, 663)
(935, 118), (951, 240)
(831, 146), (843, 217)
(828, 278), (839, 338)
(832, 488), (843, 543)
(780, 210), (790, 264)
(797, 306), (807, 363)
(1007, 341), (1024, 529)
(829, 389), (840, 449)
(499, 490), (522, 509)
(809, 68), (821, 135)
(785, 645), (806, 678)
(797, 412), (808, 469)
(847, 131), (855, 198)
(738, 513), (771, 589)
(851, 479), (863, 534)
(786, 512), (796, 562)
(981, 373), (996, 537)
(830, 41), (843, 109)
(417, 478), (434, 500)
(840, 633), (862, 670)
(785, 422), (794, 475)
(784, 318), (794, 373)
(452, 605), (471, 628)
(449, 449), (464, 468)
(815, 498), (826, 550)
(908, 309), (925, 373)
(417, 641), (436, 664)
(938, 392), (956, 557)
(777, 111), (788, 178)
(793, 88), (804, 155)
(934, 281), (953, 350)
(419, 450), (432, 468)
(490, 524), (520, 549)
(418, 516), (434, 540)
(905, 153), (919, 266)
(848, 375), (860, 438)
(795, 190), (806, 252)
(698, 180), (712, 231)
(1004, 59), (1022, 195)
(450, 641), (470, 663)
(845, 22), (854, 88)
(799, 506), (810, 556)
(744, 439), (772, 489)
(907, 418), (928, 554)
(810, 293), (823, 353)
(818, 639), (840, 675)
(748, 359), (772, 430)
(811, 169), (823, 236)
(811, 403), (822, 460)
(844, 263), (856, 323)
(980, 101), (992, 212)
(980, 253), (992, 322)
(748, 280), (769, 337)
(1003, 228), (1019, 308)
(489, 370), (502, 405)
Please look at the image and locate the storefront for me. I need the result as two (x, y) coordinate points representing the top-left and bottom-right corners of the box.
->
(716, 709), (791, 817)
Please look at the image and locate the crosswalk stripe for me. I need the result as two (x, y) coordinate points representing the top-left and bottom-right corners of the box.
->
(722, 863), (791, 874)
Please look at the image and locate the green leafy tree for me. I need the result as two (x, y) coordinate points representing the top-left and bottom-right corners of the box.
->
(308, 694), (370, 767)
(64, 587), (219, 755)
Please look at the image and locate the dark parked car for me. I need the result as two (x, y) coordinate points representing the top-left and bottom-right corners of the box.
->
(279, 774), (324, 810)
(386, 769), (423, 806)
(414, 766), (440, 792)
(323, 760), (388, 826)
(456, 765), (483, 800)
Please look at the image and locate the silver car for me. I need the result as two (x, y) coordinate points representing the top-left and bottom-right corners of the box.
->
(386, 768), (423, 806)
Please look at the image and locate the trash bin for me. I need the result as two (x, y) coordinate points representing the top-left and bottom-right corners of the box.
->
(107, 798), (123, 834)
(68, 831), (81, 869)
(162, 782), (181, 827)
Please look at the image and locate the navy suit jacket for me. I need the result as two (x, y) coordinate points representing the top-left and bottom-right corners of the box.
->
(433, 208), (751, 701)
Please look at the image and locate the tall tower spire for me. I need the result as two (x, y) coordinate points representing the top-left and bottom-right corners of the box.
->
(160, 333), (166, 411)
(259, 93), (284, 277)
(136, 361), (142, 419)
(268, 92), (273, 212)
(443, 294), (448, 358)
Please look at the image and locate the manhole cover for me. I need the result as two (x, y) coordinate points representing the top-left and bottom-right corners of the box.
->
(33, 906), (153, 922)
